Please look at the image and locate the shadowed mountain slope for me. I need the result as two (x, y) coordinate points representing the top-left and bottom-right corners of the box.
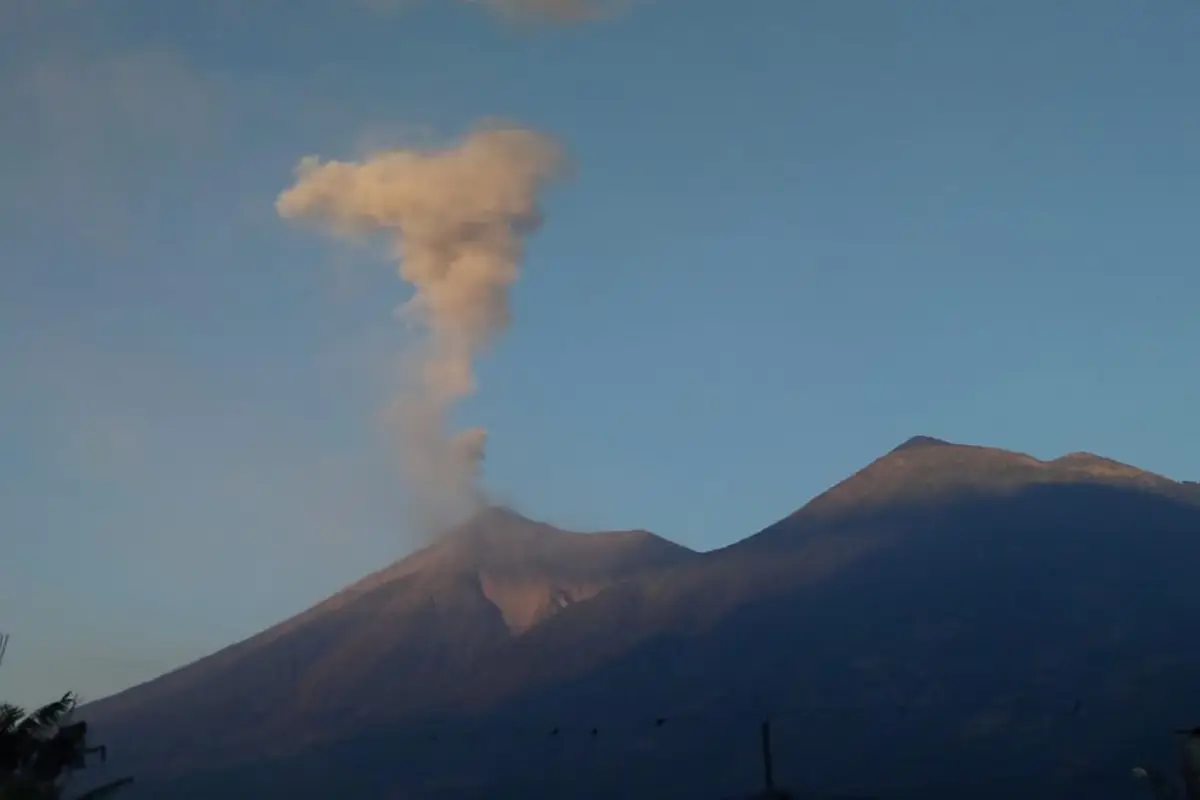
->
(83, 507), (695, 773)
(87, 437), (1200, 799)
(458, 437), (1200, 713)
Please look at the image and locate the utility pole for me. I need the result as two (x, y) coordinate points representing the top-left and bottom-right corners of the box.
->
(736, 718), (791, 800)
(0, 632), (9, 671)
(761, 719), (776, 794)
(736, 719), (878, 800)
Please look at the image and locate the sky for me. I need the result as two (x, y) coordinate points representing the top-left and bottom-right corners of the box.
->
(1, 0), (1198, 709)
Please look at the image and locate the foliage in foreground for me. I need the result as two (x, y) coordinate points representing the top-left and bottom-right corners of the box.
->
(0, 693), (133, 800)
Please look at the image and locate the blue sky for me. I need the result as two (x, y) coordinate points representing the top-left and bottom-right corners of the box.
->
(1, 0), (1198, 708)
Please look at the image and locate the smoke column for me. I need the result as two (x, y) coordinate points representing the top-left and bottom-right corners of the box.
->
(277, 124), (567, 528)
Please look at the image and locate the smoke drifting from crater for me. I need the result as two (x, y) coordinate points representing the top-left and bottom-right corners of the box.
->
(277, 124), (567, 528)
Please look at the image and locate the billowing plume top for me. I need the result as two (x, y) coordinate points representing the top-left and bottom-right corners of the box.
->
(276, 125), (568, 529)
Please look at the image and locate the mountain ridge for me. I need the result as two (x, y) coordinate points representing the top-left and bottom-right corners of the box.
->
(82, 508), (695, 771)
(767, 434), (1187, 532)
(82, 435), (1200, 799)
(314, 504), (693, 632)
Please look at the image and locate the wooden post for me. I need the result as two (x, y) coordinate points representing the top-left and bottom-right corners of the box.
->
(761, 719), (775, 793)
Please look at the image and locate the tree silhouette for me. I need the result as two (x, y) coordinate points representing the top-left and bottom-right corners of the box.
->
(0, 693), (133, 800)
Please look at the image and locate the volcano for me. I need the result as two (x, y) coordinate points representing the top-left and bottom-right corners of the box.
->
(83, 507), (695, 772)
(84, 437), (1200, 800)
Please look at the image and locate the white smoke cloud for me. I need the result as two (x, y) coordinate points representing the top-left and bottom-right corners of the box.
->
(277, 123), (567, 528)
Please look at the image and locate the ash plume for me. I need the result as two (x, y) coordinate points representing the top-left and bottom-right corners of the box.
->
(277, 124), (567, 528)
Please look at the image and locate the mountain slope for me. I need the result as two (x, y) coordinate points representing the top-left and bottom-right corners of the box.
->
(755, 434), (1191, 534)
(459, 436), (1200, 696)
(84, 507), (696, 773)
(447, 437), (1200, 797)
(91, 437), (1200, 799)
